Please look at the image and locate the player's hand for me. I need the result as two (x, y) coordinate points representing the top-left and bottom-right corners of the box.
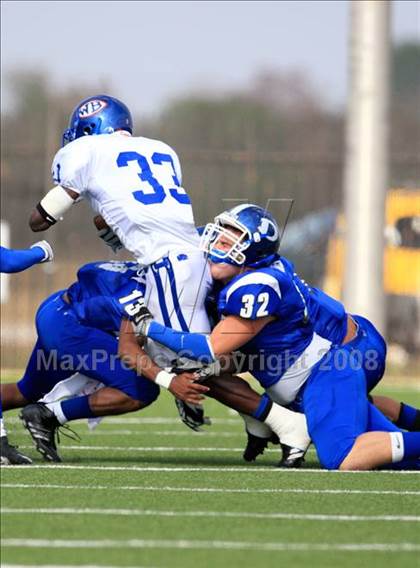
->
(169, 372), (210, 405)
(31, 240), (54, 263)
(174, 397), (212, 431)
(127, 298), (154, 336)
(98, 227), (123, 253)
(94, 215), (123, 253)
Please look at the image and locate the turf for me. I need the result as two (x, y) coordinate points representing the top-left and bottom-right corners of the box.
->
(1, 383), (419, 568)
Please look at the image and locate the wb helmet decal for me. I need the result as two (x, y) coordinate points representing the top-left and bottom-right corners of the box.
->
(78, 99), (108, 118)
(62, 95), (133, 146)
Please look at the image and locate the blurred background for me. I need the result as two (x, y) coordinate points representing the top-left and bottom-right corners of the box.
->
(1, 1), (419, 370)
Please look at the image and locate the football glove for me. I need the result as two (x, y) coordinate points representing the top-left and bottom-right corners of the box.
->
(31, 240), (54, 263)
(98, 227), (123, 253)
(174, 398), (212, 431)
(126, 298), (153, 336)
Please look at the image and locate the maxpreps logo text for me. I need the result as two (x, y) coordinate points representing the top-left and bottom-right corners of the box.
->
(78, 99), (108, 118)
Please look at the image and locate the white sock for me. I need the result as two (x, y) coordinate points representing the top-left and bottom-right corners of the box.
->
(263, 403), (311, 451)
(45, 401), (68, 425)
(0, 418), (7, 438)
(240, 413), (273, 438)
(390, 432), (404, 463)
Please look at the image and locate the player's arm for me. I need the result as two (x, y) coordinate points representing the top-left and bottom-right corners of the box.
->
(29, 140), (90, 232)
(0, 242), (53, 273)
(133, 280), (280, 362)
(118, 318), (210, 404)
(140, 314), (274, 363)
(29, 186), (78, 232)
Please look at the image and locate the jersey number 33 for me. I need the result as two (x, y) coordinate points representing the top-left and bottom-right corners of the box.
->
(117, 151), (190, 206)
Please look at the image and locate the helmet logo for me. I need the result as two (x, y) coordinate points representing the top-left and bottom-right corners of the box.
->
(78, 99), (108, 118)
(258, 218), (279, 242)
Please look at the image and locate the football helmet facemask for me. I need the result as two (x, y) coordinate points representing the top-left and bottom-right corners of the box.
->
(200, 204), (280, 268)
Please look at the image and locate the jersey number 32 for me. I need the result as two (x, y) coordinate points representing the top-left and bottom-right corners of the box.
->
(240, 293), (270, 318)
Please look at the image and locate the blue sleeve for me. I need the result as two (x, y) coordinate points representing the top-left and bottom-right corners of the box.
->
(0, 246), (44, 274)
(309, 287), (346, 319)
(74, 296), (126, 332)
(147, 321), (215, 363)
(223, 283), (281, 320)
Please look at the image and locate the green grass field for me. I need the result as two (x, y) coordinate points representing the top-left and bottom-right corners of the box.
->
(1, 382), (419, 568)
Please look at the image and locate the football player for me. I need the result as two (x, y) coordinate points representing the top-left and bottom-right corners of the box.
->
(27, 94), (311, 457)
(2, 260), (309, 464)
(236, 254), (420, 461)
(28, 94), (212, 381)
(121, 204), (420, 470)
(2, 260), (198, 462)
(0, 240), (53, 465)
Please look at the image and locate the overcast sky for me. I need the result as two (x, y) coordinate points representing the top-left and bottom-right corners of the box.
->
(1, 1), (419, 116)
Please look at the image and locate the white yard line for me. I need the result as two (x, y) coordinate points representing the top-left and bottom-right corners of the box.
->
(2, 483), (419, 496)
(86, 430), (245, 437)
(5, 417), (240, 425)
(1, 566), (157, 568)
(74, 417), (241, 425)
(17, 445), (314, 453)
(2, 539), (419, 552)
(1, 507), (419, 522)
(2, 464), (419, 474)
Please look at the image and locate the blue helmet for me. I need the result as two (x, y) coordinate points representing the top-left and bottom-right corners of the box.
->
(62, 94), (133, 146)
(200, 204), (280, 268)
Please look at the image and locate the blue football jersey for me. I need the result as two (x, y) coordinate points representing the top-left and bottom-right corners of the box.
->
(67, 261), (146, 333)
(277, 256), (348, 345)
(307, 287), (348, 345)
(217, 257), (314, 388)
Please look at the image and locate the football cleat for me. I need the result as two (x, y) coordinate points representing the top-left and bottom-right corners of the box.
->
(0, 436), (32, 465)
(243, 431), (280, 462)
(277, 443), (306, 468)
(20, 403), (62, 463)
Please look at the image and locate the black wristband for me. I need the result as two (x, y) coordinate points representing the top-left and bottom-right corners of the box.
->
(412, 411), (420, 431)
(36, 202), (57, 226)
(399, 403), (420, 432)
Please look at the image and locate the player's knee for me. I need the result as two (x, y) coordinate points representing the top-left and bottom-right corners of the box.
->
(138, 382), (160, 408)
(125, 398), (143, 412)
(316, 439), (357, 471)
(338, 461), (357, 471)
(319, 456), (342, 471)
(338, 451), (363, 471)
(0, 383), (29, 409)
(337, 438), (366, 470)
(115, 391), (141, 412)
(95, 388), (141, 413)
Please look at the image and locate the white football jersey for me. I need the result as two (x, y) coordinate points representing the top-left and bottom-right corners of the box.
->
(52, 133), (200, 266)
